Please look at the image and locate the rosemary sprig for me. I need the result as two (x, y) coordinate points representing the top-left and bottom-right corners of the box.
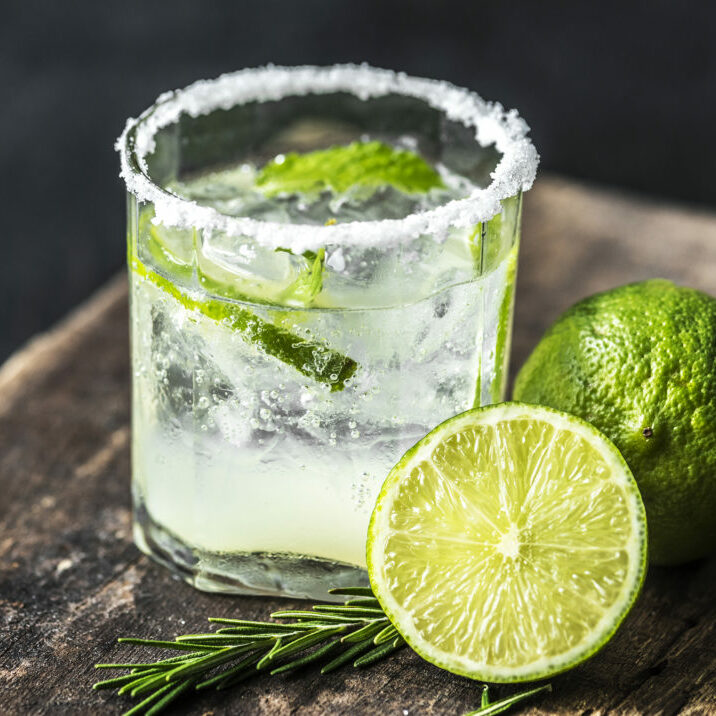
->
(94, 587), (405, 715)
(94, 587), (553, 715)
(463, 683), (552, 715)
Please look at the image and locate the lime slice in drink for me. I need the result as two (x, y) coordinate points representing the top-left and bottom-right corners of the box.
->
(130, 253), (357, 392)
(134, 210), (356, 390)
(139, 209), (323, 308)
(367, 402), (647, 682)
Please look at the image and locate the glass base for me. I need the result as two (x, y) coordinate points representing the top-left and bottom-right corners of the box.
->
(132, 506), (369, 602)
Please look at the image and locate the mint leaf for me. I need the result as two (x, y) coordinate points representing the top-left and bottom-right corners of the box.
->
(256, 141), (444, 196)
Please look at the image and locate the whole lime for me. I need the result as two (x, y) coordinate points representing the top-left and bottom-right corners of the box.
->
(513, 279), (716, 565)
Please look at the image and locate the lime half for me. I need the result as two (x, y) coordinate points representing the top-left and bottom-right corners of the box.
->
(367, 402), (647, 682)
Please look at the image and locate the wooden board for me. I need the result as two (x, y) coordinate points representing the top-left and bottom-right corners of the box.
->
(1, 175), (716, 715)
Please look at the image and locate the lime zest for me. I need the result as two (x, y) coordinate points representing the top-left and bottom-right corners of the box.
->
(256, 141), (445, 197)
(130, 255), (357, 391)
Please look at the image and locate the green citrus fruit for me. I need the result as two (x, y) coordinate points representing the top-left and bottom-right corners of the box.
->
(367, 403), (647, 682)
(514, 279), (716, 565)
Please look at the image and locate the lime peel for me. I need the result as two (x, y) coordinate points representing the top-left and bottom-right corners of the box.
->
(367, 402), (647, 683)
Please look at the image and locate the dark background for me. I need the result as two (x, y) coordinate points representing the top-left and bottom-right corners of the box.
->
(2, 0), (715, 362)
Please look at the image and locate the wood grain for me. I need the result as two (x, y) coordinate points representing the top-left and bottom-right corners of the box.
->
(1, 175), (715, 715)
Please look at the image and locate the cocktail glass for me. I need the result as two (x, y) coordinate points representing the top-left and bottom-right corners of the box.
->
(117, 65), (538, 600)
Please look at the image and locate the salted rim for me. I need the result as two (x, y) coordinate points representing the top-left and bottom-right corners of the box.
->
(116, 64), (539, 253)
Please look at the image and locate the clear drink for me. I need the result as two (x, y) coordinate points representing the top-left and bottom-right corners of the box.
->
(118, 65), (537, 600)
